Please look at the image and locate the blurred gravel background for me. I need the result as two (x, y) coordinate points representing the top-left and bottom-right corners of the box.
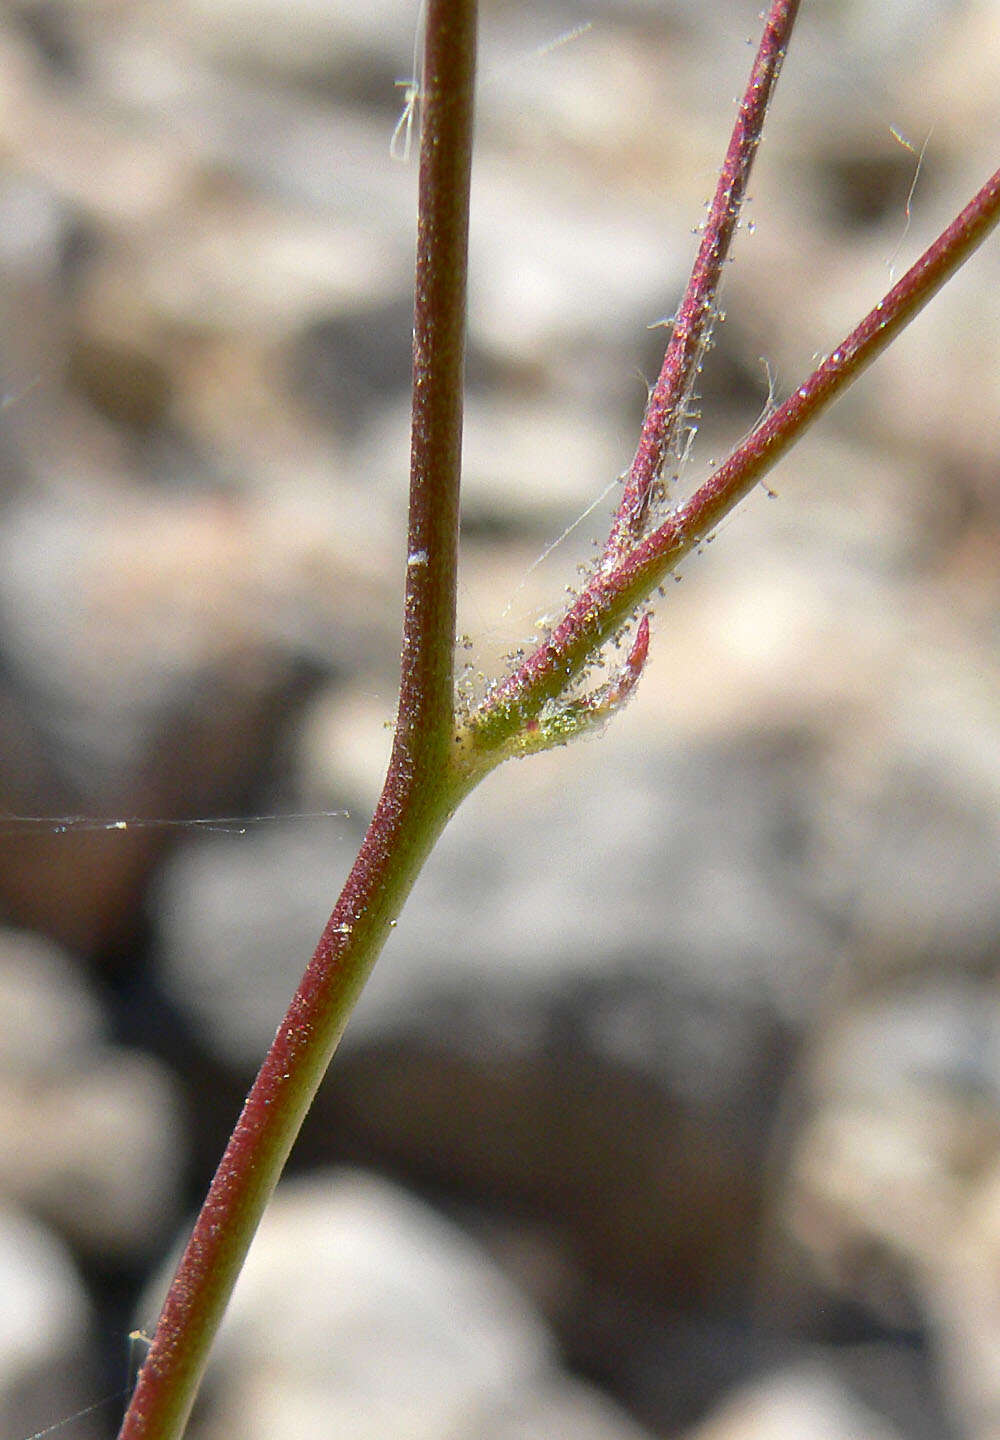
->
(0, 1), (998, 1437)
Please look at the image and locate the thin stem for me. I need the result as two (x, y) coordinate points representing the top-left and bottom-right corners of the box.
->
(402, 0), (477, 768)
(462, 160), (1000, 762)
(641, 158), (1000, 568)
(117, 5), (477, 1437)
(607, 0), (800, 552)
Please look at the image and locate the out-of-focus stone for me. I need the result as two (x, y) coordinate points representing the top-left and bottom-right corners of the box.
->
(153, 733), (832, 1319)
(468, 154), (689, 371)
(0, 1049), (185, 1261)
(361, 393), (630, 536)
(929, 1159), (1000, 1440)
(0, 479), (393, 952)
(778, 978), (1000, 1334)
(155, 734), (834, 1067)
(0, 928), (105, 1073)
(0, 1204), (101, 1440)
(144, 1169), (653, 1440)
(489, 1378), (657, 1440)
(154, 820), (360, 1068)
(295, 681), (395, 815)
(683, 1364), (907, 1440)
(0, 927), (185, 1260)
(164, 0), (419, 81)
(134, 202), (407, 343)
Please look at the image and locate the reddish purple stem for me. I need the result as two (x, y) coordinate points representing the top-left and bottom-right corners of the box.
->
(608, 0), (800, 552)
(473, 159), (1000, 742)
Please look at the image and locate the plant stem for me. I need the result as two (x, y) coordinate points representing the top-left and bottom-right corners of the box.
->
(403, 0), (477, 769)
(608, 0), (800, 552)
(116, 4), (478, 1436)
(114, 0), (1000, 1427)
(461, 159), (1000, 763)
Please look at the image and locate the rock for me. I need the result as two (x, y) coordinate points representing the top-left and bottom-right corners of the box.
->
(154, 734), (834, 1070)
(154, 820), (360, 1069)
(0, 928), (105, 1073)
(777, 976), (1000, 1349)
(489, 1378), (656, 1440)
(164, 0), (420, 82)
(467, 152), (690, 373)
(0, 476), (392, 951)
(0, 1049), (185, 1262)
(929, 1159), (1000, 1440)
(0, 927), (186, 1260)
(0, 1204), (101, 1440)
(683, 1363), (907, 1440)
(142, 1170), (653, 1440)
(295, 680), (395, 815)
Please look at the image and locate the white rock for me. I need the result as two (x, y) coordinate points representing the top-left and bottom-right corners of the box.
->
(142, 1171), (649, 1440)
(684, 1364), (906, 1440)
(0, 930), (185, 1260)
(166, 0), (419, 78)
(0, 1049), (185, 1260)
(0, 929), (105, 1074)
(0, 1205), (99, 1440)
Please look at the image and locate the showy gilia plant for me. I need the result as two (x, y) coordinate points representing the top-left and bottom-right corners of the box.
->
(118, 2), (1000, 1435)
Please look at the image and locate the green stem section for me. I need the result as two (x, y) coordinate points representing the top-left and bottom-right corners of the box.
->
(117, 3), (478, 1436)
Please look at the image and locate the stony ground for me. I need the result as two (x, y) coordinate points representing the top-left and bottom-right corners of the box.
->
(0, 2), (999, 1438)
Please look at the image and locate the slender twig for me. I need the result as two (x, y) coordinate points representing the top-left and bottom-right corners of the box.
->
(462, 160), (1000, 763)
(116, 5), (477, 1437)
(640, 162), (1000, 555)
(607, 0), (800, 553)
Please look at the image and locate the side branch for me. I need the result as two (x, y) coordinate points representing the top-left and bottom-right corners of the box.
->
(608, 0), (800, 551)
(649, 161), (1000, 561)
(463, 161), (1000, 765)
